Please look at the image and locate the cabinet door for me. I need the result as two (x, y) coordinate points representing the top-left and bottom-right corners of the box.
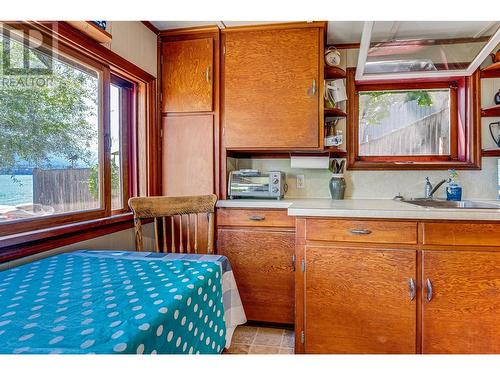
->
(162, 115), (213, 196)
(218, 228), (295, 324)
(422, 250), (500, 353)
(162, 38), (213, 112)
(305, 247), (417, 353)
(223, 28), (320, 149)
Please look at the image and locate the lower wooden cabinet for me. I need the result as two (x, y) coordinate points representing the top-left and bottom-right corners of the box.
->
(422, 250), (500, 353)
(304, 246), (417, 353)
(297, 218), (500, 354)
(218, 228), (295, 324)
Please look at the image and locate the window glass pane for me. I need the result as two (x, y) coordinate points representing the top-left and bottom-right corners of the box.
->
(363, 21), (500, 76)
(110, 84), (123, 210)
(358, 89), (450, 156)
(0, 30), (100, 223)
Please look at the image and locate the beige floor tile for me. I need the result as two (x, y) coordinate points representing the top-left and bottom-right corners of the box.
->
(281, 330), (295, 348)
(232, 325), (258, 344)
(249, 345), (281, 354)
(253, 327), (284, 346)
(279, 347), (295, 354)
(226, 343), (251, 354)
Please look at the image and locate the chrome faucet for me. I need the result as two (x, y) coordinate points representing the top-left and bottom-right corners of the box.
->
(424, 177), (450, 199)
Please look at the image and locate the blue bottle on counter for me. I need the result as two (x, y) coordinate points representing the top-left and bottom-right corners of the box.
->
(446, 169), (462, 201)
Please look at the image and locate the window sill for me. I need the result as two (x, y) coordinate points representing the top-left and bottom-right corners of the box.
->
(0, 213), (136, 263)
(347, 160), (482, 171)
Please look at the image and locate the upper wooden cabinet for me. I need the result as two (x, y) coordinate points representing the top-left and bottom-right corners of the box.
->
(161, 38), (213, 113)
(222, 26), (323, 149)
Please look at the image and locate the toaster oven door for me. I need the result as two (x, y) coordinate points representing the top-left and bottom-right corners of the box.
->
(230, 175), (271, 196)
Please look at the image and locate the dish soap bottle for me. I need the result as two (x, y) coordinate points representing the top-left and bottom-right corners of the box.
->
(446, 169), (462, 201)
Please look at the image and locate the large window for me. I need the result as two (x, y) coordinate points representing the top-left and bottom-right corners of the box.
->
(347, 68), (480, 170)
(0, 23), (136, 235)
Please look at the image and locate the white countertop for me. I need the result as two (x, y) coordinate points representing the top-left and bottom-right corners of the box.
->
(217, 198), (500, 221)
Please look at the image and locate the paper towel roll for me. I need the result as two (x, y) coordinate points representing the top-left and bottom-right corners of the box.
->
(290, 156), (330, 169)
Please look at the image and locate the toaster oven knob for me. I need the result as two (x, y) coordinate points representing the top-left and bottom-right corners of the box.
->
(272, 187), (279, 193)
(273, 178), (279, 184)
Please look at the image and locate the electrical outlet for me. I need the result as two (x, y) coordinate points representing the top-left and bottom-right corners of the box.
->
(297, 175), (305, 189)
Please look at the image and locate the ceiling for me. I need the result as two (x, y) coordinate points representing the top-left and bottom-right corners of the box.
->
(150, 21), (500, 45)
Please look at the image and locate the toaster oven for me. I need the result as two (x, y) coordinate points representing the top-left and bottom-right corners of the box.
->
(228, 170), (287, 200)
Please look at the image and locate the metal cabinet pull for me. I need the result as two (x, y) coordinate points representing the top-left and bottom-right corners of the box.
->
(426, 278), (433, 302)
(311, 79), (317, 95)
(248, 215), (265, 221)
(292, 255), (296, 272)
(350, 229), (372, 235)
(205, 66), (210, 83)
(408, 278), (416, 301)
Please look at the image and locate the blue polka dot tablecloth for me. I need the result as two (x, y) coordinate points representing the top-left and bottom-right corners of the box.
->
(0, 250), (247, 354)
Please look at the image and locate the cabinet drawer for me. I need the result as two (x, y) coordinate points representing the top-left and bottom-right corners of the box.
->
(422, 222), (500, 246)
(217, 208), (295, 228)
(306, 219), (417, 244)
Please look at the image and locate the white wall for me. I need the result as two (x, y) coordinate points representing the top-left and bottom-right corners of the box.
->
(106, 21), (157, 77)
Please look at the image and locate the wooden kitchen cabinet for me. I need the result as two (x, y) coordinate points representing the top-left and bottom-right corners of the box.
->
(217, 208), (295, 324)
(222, 25), (323, 149)
(422, 250), (500, 354)
(162, 114), (213, 196)
(304, 246), (417, 353)
(161, 38), (213, 113)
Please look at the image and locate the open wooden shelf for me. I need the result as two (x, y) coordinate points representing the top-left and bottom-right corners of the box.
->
(482, 148), (500, 157)
(481, 105), (500, 117)
(66, 21), (112, 44)
(325, 66), (346, 79)
(481, 62), (500, 78)
(325, 107), (347, 118)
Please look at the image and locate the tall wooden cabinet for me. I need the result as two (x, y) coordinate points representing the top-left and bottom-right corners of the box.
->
(159, 28), (219, 197)
(221, 24), (324, 150)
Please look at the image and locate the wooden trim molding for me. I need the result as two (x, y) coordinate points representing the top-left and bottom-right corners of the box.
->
(0, 213), (135, 263)
(141, 21), (160, 35)
(32, 21), (156, 83)
(221, 21), (327, 33)
(159, 25), (220, 38)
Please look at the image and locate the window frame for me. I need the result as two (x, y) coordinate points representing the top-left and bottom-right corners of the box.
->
(0, 22), (157, 243)
(347, 67), (482, 170)
(110, 73), (136, 215)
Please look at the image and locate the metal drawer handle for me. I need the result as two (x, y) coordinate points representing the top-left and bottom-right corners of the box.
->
(350, 229), (372, 235)
(408, 278), (416, 301)
(426, 278), (433, 302)
(205, 66), (210, 82)
(312, 79), (317, 95)
(249, 215), (265, 221)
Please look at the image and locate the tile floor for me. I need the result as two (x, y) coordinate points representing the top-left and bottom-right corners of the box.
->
(225, 325), (294, 354)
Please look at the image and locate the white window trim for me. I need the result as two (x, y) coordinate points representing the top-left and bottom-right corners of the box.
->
(356, 21), (500, 81)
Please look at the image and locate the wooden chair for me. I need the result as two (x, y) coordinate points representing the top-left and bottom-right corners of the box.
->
(128, 194), (217, 254)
